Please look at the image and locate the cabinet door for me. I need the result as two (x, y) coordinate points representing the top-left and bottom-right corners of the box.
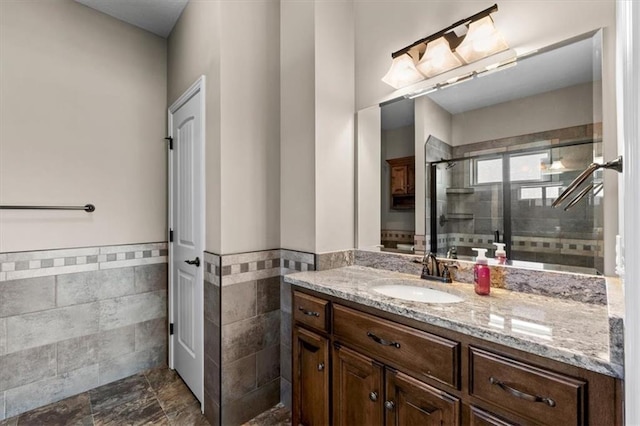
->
(293, 326), (329, 426)
(407, 165), (415, 194)
(385, 369), (460, 426)
(391, 166), (408, 194)
(333, 344), (384, 426)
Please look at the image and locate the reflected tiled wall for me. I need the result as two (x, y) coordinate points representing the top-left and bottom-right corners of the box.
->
(0, 243), (168, 420)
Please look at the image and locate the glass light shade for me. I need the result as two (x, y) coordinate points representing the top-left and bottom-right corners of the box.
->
(416, 37), (463, 78)
(456, 16), (509, 63)
(381, 53), (424, 89)
(542, 159), (568, 174)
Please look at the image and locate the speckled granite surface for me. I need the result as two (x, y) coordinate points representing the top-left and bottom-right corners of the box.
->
(354, 250), (608, 305)
(285, 265), (623, 378)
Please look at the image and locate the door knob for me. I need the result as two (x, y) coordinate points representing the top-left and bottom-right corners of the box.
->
(369, 392), (378, 402)
(185, 257), (200, 267)
(384, 400), (395, 410)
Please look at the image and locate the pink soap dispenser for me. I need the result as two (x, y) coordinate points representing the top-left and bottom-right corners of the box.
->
(472, 248), (490, 296)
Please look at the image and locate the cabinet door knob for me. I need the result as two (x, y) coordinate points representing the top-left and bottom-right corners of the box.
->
(384, 400), (395, 410)
(317, 362), (325, 371)
(369, 391), (378, 402)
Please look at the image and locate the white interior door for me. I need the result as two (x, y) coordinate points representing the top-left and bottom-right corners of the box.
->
(168, 77), (205, 404)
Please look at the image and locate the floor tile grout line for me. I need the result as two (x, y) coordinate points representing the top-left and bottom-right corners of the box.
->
(143, 370), (171, 423)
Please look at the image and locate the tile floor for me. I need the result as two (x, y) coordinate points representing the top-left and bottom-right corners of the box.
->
(0, 367), (291, 426)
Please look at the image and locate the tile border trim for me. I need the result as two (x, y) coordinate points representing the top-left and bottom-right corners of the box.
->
(0, 243), (168, 282)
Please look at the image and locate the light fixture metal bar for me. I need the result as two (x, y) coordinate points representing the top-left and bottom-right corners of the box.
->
(391, 3), (498, 59)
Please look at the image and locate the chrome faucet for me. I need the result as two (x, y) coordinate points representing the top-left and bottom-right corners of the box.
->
(419, 252), (457, 283)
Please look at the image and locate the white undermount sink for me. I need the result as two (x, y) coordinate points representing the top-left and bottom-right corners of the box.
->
(372, 280), (464, 304)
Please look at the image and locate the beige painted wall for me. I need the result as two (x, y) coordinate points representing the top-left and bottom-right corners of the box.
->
(168, 0), (222, 253)
(281, 0), (355, 254)
(0, 0), (167, 252)
(168, 0), (280, 255)
(314, 0), (355, 253)
(452, 82), (596, 146)
(220, 0), (280, 254)
(280, 0), (316, 253)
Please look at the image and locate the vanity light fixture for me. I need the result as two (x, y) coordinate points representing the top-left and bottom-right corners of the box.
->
(382, 4), (508, 89)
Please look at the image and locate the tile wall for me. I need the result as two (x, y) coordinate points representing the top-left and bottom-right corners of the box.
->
(0, 243), (168, 420)
(203, 248), (315, 426)
(203, 252), (221, 426)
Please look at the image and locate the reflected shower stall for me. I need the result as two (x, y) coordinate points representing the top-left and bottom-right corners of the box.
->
(428, 137), (604, 273)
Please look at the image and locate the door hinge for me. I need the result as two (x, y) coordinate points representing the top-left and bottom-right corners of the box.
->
(170, 323), (174, 335)
(165, 136), (173, 150)
(169, 229), (173, 242)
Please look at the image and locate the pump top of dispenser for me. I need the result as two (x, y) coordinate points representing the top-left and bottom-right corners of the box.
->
(493, 243), (506, 257)
(472, 248), (488, 264)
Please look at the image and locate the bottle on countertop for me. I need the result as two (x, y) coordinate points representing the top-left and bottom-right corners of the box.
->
(472, 248), (490, 296)
(493, 242), (507, 264)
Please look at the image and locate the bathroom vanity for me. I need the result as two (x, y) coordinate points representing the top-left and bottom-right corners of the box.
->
(285, 266), (623, 425)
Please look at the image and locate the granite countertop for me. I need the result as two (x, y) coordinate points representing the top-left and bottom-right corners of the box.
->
(285, 265), (624, 379)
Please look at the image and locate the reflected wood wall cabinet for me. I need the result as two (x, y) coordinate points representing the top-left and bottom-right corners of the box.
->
(387, 156), (415, 209)
(291, 289), (623, 426)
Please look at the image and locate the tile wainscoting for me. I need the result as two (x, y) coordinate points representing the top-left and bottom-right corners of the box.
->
(0, 242), (168, 420)
(203, 248), (316, 426)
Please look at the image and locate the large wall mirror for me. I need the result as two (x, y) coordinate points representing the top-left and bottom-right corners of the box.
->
(358, 30), (613, 275)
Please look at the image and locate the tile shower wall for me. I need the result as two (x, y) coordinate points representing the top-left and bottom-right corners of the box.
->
(0, 243), (168, 420)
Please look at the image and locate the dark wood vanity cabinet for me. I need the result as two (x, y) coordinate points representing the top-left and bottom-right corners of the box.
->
(291, 289), (622, 426)
(293, 326), (330, 426)
(332, 344), (459, 426)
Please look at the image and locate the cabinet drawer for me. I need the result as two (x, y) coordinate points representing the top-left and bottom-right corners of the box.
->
(469, 347), (586, 425)
(293, 291), (329, 333)
(333, 304), (459, 388)
(469, 406), (518, 426)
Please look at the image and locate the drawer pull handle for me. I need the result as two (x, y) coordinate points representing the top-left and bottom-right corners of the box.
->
(317, 362), (325, 371)
(298, 307), (320, 317)
(489, 377), (556, 407)
(367, 332), (401, 348)
(369, 391), (378, 402)
(384, 400), (395, 410)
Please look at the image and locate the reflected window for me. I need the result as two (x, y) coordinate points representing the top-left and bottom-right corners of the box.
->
(473, 151), (550, 185)
(474, 157), (503, 184)
(510, 151), (549, 181)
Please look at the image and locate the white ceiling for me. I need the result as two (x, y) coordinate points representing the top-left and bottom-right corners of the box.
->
(74, 0), (188, 38)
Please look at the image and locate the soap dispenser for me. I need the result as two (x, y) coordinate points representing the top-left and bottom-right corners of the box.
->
(472, 248), (490, 295)
(493, 243), (507, 265)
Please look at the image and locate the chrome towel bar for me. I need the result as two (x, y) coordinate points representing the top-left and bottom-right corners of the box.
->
(0, 204), (95, 212)
(551, 156), (622, 210)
